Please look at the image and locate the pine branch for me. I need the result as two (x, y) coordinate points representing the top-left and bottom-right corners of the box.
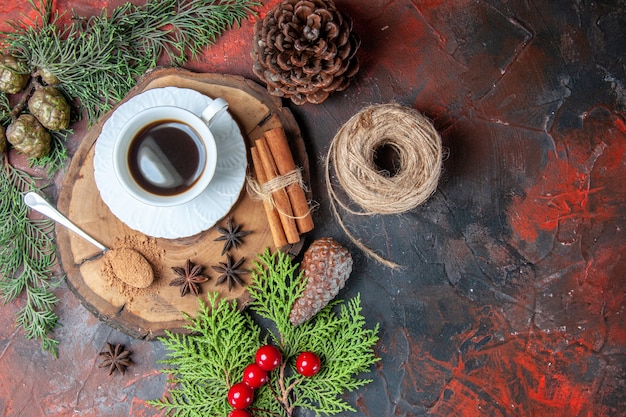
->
(0, 157), (61, 356)
(0, 92), (10, 123)
(27, 128), (69, 176)
(151, 293), (261, 417)
(1, 0), (260, 124)
(248, 249), (306, 352)
(0, 0), (259, 357)
(152, 249), (380, 417)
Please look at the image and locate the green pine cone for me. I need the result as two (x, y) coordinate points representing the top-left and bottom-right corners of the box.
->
(28, 86), (71, 130)
(6, 114), (51, 158)
(36, 67), (61, 86)
(0, 54), (30, 94)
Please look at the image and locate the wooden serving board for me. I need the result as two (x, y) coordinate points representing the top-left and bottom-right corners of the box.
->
(56, 68), (309, 339)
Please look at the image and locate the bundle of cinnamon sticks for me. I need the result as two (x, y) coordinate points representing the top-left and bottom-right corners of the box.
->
(250, 127), (314, 247)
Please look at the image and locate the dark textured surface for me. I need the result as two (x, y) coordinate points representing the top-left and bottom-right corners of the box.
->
(1, 0), (624, 416)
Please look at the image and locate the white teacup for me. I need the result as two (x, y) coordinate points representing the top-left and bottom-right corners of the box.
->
(113, 98), (228, 207)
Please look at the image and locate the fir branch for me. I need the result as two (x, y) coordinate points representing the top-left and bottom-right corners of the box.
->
(248, 251), (380, 416)
(16, 284), (60, 353)
(0, 92), (10, 123)
(0, 0), (259, 358)
(152, 249), (380, 417)
(27, 129), (69, 176)
(288, 295), (380, 415)
(1, 0), (260, 124)
(0, 157), (61, 356)
(152, 293), (261, 417)
(248, 249), (306, 352)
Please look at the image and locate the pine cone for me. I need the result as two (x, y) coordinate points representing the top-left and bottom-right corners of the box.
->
(35, 67), (60, 86)
(0, 54), (30, 94)
(252, 0), (360, 105)
(28, 86), (71, 130)
(290, 237), (353, 326)
(6, 114), (51, 158)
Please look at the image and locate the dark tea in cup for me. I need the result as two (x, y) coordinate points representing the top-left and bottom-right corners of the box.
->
(113, 101), (226, 207)
(127, 120), (206, 196)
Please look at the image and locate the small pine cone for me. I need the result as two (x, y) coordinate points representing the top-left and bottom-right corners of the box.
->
(0, 54), (30, 94)
(6, 114), (51, 158)
(35, 67), (60, 86)
(252, 0), (360, 105)
(28, 86), (71, 130)
(290, 237), (353, 326)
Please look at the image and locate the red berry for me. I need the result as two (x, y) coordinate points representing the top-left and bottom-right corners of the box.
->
(243, 363), (269, 388)
(227, 382), (254, 409)
(255, 345), (282, 371)
(228, 410), (252, 417)
(296, 351), (321, 377)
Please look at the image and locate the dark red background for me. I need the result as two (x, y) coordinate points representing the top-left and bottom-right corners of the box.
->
(0, 1), (624, 416)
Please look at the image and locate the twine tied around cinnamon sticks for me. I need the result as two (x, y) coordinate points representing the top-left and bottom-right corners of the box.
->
(248, 168), (305, 204)
(249, 127), (314, 247)
(325, 103), (444, 269)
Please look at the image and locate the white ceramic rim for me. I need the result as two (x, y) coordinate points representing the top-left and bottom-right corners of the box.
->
(93, 87), (248, 239)
(112, 106), (218, 207)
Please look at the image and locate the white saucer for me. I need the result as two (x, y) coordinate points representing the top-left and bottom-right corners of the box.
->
(94, 87), (247, 238)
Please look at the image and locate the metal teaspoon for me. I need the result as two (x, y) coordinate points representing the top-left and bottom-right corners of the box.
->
(24, 191), (108, 251)
(23, 191), (154, 288)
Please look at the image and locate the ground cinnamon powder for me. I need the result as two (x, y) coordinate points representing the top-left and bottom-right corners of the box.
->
(101, 235), (165, 302)
(107, 247), (153, 288)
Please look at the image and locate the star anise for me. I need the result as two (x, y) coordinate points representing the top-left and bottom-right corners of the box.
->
(170, 259), (210, 297)
(212, 254), (247, 292)
(214, 216), (252, 255)
(99, 342), (132, 375)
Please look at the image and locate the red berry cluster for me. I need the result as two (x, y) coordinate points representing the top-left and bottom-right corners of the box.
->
(227, 345), (322, 416)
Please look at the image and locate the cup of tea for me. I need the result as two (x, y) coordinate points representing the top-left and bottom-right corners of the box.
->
(112, 98), (228, 207)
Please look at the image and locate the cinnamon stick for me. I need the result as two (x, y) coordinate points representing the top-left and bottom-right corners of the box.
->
(251, 147), (288, 248)
(264, 127), (314, 234)
(255, 137), (300, 244)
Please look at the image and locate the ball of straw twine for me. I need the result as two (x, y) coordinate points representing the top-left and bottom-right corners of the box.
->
(325, 103), (443, 268)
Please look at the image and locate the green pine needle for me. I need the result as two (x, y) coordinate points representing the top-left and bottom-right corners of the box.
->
(0, 159), (61, 357)
(0, 92), (10, 123)
(154, 293), (261, 417)
(2, 0), (260, 125)
(151, 249), (380, 417)
(0, 0), (259, 356)
(28, 129), (70, 176)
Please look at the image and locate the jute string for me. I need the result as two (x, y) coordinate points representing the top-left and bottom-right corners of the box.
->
(247, 168), (312, 219)
(325, 103), (443, 269)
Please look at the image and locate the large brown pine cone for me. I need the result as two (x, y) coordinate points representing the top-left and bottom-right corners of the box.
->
(252, 0), (360, 105)
(289, 237), (353, 326)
